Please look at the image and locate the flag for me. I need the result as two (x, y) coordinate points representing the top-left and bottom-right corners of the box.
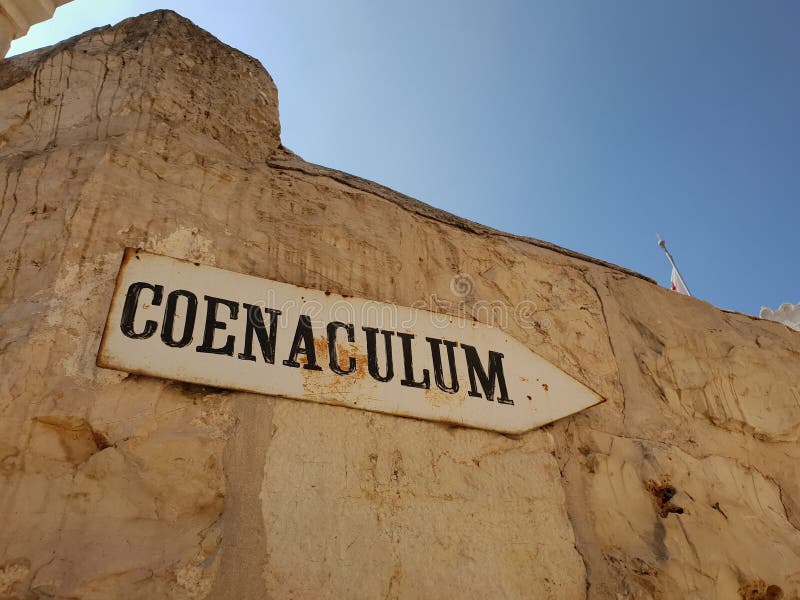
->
(670, 266), (690, 295)
(657, 235), (692, 297)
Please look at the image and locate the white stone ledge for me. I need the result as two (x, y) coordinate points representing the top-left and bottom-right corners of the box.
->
(0, 0), (73, 58)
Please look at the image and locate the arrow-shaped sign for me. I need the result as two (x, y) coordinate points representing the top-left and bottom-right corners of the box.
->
(97, 249), (603, 433)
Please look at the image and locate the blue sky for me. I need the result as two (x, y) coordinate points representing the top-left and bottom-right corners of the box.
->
(10, 1), (798, 315)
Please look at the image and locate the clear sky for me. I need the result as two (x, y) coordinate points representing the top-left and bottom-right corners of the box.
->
(10, 1), (798, 315)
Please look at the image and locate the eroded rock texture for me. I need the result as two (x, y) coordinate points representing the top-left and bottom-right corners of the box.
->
(0, 10), (798, 599)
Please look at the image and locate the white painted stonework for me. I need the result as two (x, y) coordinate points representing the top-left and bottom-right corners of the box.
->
(0, 0), (73, 57)
(761, 302), (800, 331)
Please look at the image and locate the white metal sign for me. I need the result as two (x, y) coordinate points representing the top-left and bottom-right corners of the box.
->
(97, 249), (603, 433)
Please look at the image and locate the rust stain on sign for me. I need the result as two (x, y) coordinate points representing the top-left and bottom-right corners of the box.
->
(97, 248), (604, 434)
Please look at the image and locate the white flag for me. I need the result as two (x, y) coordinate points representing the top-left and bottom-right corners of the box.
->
(670, 266), (690, 295)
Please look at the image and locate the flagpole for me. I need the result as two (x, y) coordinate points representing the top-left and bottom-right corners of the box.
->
(656, 235), (692, 296)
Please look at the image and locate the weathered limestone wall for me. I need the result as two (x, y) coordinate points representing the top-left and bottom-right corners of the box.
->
(0, 11), (798, 599)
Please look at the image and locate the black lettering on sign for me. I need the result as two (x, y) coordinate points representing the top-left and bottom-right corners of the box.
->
(196, 295), (239, 356)
(327, 321), (356, 375)
(462, 344), (513, 404)
(283, 315), (323, 371)
(397, 332), (430, 390)
(114, 278), (518, 411)
(161, 290), (198, 348)
(120, 282), (163, 339)
(362, 327), (394, 382)
(238, 304), (282, 363)
(426, 337), (459, 393)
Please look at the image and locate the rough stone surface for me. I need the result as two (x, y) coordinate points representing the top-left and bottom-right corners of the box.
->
(0, 10), (798, 599)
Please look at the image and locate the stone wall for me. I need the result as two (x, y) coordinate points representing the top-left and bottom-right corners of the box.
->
(0, 11), (798, 599)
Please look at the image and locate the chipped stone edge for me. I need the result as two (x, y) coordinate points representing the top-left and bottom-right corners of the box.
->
(1, 10), (274, 90)
(267, 150), (658, 285)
